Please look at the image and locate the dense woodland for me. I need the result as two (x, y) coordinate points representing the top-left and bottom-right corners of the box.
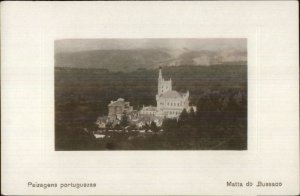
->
(55, 65), (247, 150)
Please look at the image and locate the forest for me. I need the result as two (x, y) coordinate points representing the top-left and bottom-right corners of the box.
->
(55, 65), (247, 150)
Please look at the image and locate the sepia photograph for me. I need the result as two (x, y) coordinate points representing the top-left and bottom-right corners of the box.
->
(55, 38), (247, 150)
(2, 2), (299, 195)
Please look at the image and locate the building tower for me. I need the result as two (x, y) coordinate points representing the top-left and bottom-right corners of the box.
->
(157, 67), (172, 96)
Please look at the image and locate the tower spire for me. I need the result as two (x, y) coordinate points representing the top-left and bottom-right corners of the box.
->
(158, 66), (162, 79)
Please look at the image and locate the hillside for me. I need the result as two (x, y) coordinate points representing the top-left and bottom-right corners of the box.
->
(55, 48), (247, 71)
(55, 65), (247, 150)
(55, 49), (171, 71)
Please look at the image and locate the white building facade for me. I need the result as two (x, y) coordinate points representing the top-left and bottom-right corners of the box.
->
(155, 68), (190, 118)
(140, 67), (191, 119)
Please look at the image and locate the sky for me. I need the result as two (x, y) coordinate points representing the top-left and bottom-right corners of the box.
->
(55, 38), (247, 53)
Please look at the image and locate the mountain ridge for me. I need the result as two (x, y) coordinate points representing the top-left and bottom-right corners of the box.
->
(55, 48), (247, 72)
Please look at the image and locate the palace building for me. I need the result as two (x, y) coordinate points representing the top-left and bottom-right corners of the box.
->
(155, 67), (190, 118)
(106, 68), (194, 127)
(108, 98), (133, 120)
(140, 67), (192, 119)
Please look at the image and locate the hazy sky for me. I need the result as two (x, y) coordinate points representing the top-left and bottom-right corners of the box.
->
(55, 38), (247, 53)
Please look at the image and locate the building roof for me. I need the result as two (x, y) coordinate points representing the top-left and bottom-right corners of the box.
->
(160, 90), (183, 99)
(108, 100), (125, 107)
(141, 106), (157, 111)
(108, 98), (130, 107)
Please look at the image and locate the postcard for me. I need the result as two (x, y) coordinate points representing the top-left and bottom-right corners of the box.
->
(1, 1), (299, 195)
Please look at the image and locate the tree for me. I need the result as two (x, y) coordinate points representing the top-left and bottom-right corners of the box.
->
(120, 112), (129, 127)
(188, 107), (196, 125)
(150, 121), (158, 132)
(178, 109), (188, 126)
(114, 123), (121, 130)
(106, 121), (113, 129)
(189, 107), (195, 117)
(144, 123), (150, 130)
(162, 118), (178, 132)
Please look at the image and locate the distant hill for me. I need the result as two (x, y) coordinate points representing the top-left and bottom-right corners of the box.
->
(55, 49), (171, 72)
(55, 48), (247, 72)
